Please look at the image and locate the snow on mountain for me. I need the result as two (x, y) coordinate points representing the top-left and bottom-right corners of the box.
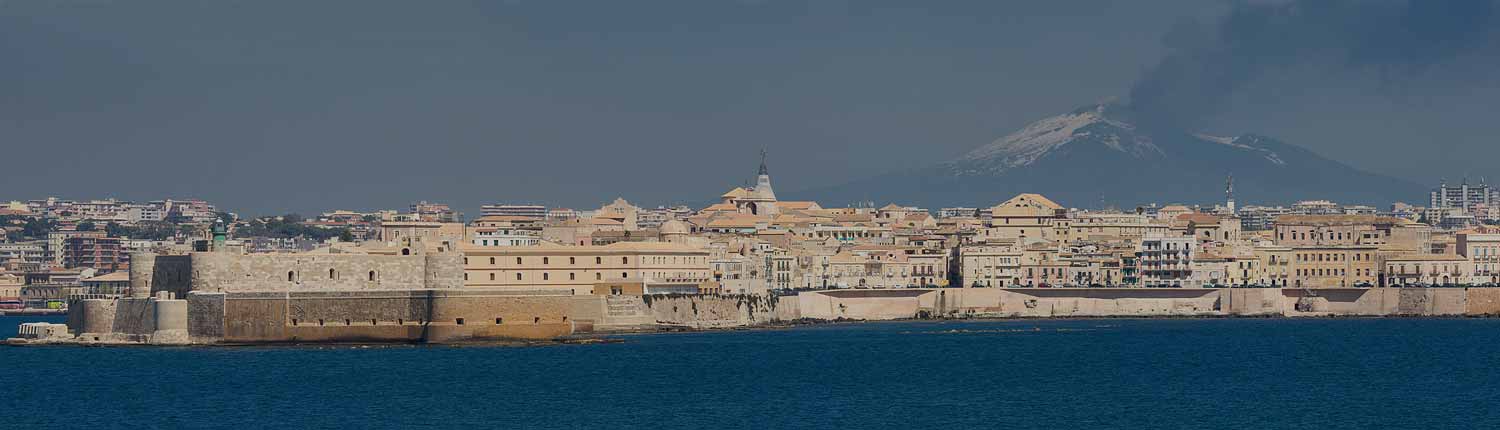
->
(953, 104), (1165, 174)
(794, 102), (1425, 208)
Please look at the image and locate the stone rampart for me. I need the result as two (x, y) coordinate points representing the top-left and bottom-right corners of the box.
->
(1466, 288), (1500, 315)
(212, 289), (578, 343)
(640, 294), (780, 328)
(188, 252), (432, 293)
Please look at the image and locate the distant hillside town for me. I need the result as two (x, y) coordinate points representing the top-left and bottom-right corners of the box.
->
(3, 155), (1499, 312)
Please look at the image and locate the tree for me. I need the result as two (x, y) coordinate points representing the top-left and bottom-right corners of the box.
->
(105, 222), (127, 237)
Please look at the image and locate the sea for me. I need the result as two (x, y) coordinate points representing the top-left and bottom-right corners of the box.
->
(4, 315), (1500, 429)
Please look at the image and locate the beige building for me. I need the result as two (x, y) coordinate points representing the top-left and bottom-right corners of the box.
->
(959, 242), (1022, 287)
(462, 242), (712, 295)
(1383, 254), (1470, 286)
(986, 193), (1067, 242)
(1274, 215), (1390, 288)
(1456, 227), (1500, 284)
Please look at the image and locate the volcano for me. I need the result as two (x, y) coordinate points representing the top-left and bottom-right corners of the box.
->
(796, 104), (1423, 208)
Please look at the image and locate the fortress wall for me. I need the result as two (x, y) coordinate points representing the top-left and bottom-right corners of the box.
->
(151, 256), (194, 298)
(216, 289), (575, 343)
(1221, 288), (1283, 316)
(68, 298), (117, 335)
(1466, 288), (1500, 315)
(186, 292), (225, 341)
(188, 253), (430, 293)
(641, 294), (780, 328)
(111, 298), (157, 335)
(774, 295), (802, 321)
(1392, 288), (1468, 316)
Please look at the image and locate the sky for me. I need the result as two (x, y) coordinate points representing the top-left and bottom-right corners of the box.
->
(4, 0), (1496, 216)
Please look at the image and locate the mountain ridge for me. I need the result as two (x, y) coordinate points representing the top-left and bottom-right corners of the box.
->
(792, 103), (1424, 209)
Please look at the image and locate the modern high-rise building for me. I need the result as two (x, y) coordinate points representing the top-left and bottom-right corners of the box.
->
(480, 204), (547, 219)
(1430, 178), (1497, 214)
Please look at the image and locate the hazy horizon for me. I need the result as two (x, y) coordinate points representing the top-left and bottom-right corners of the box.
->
(6, 0), (1498, 216)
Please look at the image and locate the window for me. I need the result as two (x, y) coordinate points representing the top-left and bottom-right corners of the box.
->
(489, 273), (495, 281)
(569, 257), (576, 264)
(515, 273), (522, 281)
(490, 257), (495, 265)
(622, 257), (629, 264)
(456, 318), (465, 325)
(329, 269), (337, 280)
(369, 271), (377, 281)
(622, 272), (628, 278)
(495, 317), (503, 325)
(288, 271), (296, 282)
(569, 273), (576, 280)
(543, 257), (550, 264)
(516, 257), (523, 264)
(401, 248), (411, 256)
(595, 273), (601, 280)
(543, 273), (550, 280)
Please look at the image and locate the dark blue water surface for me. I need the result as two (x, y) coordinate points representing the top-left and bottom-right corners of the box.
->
(5, 316), (1500, 429)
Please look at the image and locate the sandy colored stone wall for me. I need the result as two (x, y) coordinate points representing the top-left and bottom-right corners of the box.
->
(774, 295), (802, 321)
(68, 298), (117, 335)
(151, 255), (193, 298)
(215, 289), (577, 343)
(641, 294), (780, 328)
(111, 298), (157, 335)
(188, 252), (431, 293)
(1466, 288), (1500, 315)
(187, 292), (225, 341)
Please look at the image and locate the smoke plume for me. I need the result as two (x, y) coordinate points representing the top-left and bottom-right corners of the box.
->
(1128, 0), (1500, 129)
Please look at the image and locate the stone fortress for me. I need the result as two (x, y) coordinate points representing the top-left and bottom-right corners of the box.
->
(31, 226), (582, 345)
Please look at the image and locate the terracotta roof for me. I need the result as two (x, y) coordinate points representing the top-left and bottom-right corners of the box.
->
(777, 201), (820, 210)
(699, 203), (739, 213)
(82, 271), (130, 282)
(720, 187), (749, 199)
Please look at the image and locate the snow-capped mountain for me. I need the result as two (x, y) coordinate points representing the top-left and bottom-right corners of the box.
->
(795, 103), (1423, 208)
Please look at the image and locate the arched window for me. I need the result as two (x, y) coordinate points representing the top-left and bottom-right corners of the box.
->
(516, 257), (522, 264)
(543, 257), (550, 264)
(515, 273), (522, 281)
(368, 271), (377, 281)
(569, 257), (575, 264)
(489, 257), (495, 265)
(622, 257), (629, 264)
(596, 257), (602, 264)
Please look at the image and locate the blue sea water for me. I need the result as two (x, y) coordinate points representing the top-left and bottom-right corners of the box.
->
(4, 316), (1500, 429)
